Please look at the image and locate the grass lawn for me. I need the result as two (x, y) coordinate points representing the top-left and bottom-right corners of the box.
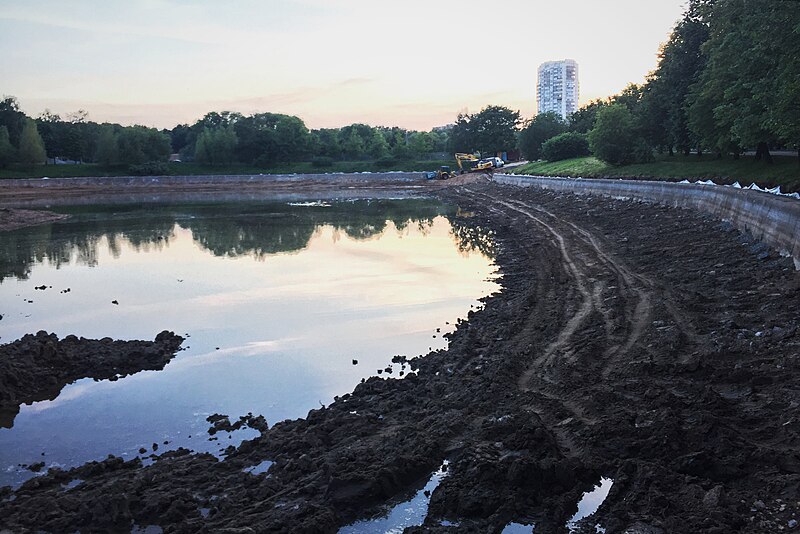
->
(0, 160), (455, 180)
(510, 154), (800, 193)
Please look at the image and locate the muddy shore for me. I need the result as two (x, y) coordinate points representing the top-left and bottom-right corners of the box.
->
(0, 331), (184, 429)
(0, 208), (68, 232)
(0, 179), (798, 532)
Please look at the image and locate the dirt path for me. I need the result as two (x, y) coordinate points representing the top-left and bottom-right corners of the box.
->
(0, 180), (798, 533)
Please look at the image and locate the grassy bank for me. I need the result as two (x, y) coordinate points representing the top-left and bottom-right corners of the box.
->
(510, 155), (800, 193)
(0, 160), (454, 180)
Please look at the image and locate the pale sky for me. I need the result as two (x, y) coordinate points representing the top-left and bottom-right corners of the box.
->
(0, 0), (687, 130)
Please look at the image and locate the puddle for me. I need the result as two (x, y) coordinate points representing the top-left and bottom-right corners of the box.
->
(242, 459), (273, 475)
(61, 478), (83, 491)
(566, 477), (613, 532)
(339, 461), (449, 533)
(502, 522), (535, 533)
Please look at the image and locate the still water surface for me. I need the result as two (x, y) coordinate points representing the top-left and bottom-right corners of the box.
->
(0, 199), (497, 487)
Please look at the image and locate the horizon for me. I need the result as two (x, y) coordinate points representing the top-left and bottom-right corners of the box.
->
(1, 0), (687, 131)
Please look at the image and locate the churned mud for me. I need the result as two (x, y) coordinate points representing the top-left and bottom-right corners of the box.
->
(0, 208), (68, 232)
(0, 179), (798, 533)
(0, 331), (184, 428)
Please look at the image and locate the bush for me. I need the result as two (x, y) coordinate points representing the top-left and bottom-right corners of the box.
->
(311, 156), (334, 168)
(588, 104), (639, 166)
(541, 132), (590, 161)
(375, 156), (399, 169)
(128, 161), (170, 175)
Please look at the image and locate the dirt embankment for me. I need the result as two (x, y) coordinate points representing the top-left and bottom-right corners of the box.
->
(0, 331), (184, 428)
(0, 181), (798, 533)
(0, 208), (68, 232)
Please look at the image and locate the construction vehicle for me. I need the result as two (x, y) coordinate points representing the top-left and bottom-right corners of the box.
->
(454, 153), (494, 174)
(426, 166), (456, 180)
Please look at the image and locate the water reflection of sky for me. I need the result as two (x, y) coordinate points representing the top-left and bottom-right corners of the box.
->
(0, 201), (498, 487)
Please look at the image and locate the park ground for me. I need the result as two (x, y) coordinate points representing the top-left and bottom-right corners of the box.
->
(510, 154), (800, 194)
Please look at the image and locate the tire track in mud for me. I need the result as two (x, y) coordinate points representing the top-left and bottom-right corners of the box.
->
(463, 188), (654, 388)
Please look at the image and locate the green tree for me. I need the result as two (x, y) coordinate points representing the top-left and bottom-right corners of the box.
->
(95, 125), (120, 167)
(688, 0), (799, 162)
(449, 113), (474, 153)
(365, 128), (390, 159)
(0, 125), (15, 168)
(470, 105), (520, 155)
(390, 130), (413, 160)
(274, 116), (310, 162)
(518, 112), (567, 160)
(195, 126), (237, 166)
(18, 119), (46, 167)
(0, 96), (26, 147)
(408, 131), (433, 157)
(641, 1), (712, 155)
(341, 128), (366, 159)
(588, 104), (641, 165)
(311, 128), (342, 159)
(568, 100), (609, 134)
(118, 126), (171, 165)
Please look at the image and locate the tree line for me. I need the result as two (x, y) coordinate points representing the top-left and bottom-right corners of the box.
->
(519, 0), (799, 166)
(0, 98), (456, 172)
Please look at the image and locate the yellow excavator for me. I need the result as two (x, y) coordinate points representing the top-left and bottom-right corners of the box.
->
(455, 153), (494, 174)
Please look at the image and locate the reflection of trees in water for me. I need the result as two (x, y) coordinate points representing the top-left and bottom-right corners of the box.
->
(448, 216), (496, 259)
(0, 199), (473, 280)
(0, 214), (176, 282)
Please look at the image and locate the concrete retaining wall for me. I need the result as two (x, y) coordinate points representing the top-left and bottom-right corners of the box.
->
(2, 172), (427, 188)
(495, 174), (800, 266)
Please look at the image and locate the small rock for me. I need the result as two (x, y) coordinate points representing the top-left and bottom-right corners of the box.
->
(152, 443), (158, 451)
(703, 485), (724, 508)
(28, 462), (45, 473)
(352, 359), (358, 365)
(139, 448), (147, 454)
(111, 300), (119, 305)
(788, 519), (797, 529)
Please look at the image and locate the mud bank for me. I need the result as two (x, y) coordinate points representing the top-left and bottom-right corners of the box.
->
(0, 331), (184, 428)
(495, 174), (800, 266)
(0, 182), (798, 533)
(0, 208), (68, 232)
(0, 172), (473, 209)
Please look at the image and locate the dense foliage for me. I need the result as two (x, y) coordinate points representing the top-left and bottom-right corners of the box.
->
(450, 105), (521, 156)
(580, 0), (799, 165)
(518, 112), (567, 160)
(0, 96), (459, 171)
(541, 132), (590, 162)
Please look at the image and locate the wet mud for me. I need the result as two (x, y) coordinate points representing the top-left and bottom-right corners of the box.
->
(1, 181), (799, 533)
(0, 208), (68, 232)
(0, 331), (184, 428)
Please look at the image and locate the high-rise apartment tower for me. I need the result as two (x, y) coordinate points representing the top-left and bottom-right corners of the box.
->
(537, 59), (579, 119)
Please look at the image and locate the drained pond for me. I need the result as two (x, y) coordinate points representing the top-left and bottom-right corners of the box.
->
(0, 199), (498, 488)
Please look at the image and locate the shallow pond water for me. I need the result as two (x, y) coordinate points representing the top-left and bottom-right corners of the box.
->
(0, 199), (498, 487)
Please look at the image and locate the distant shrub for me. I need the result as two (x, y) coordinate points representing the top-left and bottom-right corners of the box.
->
(311, 156), (334, 168)
(375, 156), (399, 169)
(128, 161), (170, 176)
(541, 132), (590, 161)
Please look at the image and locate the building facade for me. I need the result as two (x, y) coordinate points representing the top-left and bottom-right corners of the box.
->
(537, 59), (579, 119)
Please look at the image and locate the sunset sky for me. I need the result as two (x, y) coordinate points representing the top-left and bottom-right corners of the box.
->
(0, 0), (687, 130)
